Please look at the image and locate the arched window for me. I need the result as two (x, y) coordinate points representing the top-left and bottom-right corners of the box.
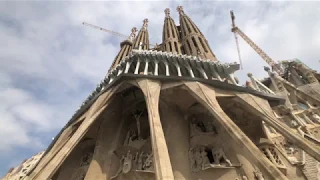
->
(171, 21), (176, 38)
(186, 40), (192, 54)
(192, 37), (198, 50)
(199, 37), (208, 53)
(174, 42), (179, 53)
(167, 23), (170, 38)
(169, 42), (172, 52)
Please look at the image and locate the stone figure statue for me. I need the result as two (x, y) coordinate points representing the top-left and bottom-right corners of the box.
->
(212, 148), (232, 166)
(290, 120), (299, 127)
(122, 151), (132, 173)
(80, 152), (93, 167)
(189, 149), (197, 171)
(143, 153), (154, 171)
(137, 152), (144, 170)
(311, 112), (320, 123)
(194, 148), (203, 172)
(200, 147), (211, 170)
(254, 170), (265, 180)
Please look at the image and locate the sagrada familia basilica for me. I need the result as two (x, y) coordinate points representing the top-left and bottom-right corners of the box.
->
(2, 6), (320, 180)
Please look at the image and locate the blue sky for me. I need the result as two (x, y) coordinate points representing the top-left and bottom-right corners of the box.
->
(1, 0), (320, 177)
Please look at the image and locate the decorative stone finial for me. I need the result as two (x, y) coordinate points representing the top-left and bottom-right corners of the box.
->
(177, 6), (184, 15)
(128, 27), (137, 41)
(143, 18), (149, 30)
(247, 73), (253, 77)
(164, 8), (170, 17)
(131, 27), (137, 36)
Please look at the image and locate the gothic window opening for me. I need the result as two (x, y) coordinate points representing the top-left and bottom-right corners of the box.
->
(181, 19), (187, 37)
(181, 45), (185, 54)
(187, 16), (198, 33)
(174, 42), (178, 54)
(185, 20), (192, 33)
(199, 37), (208, 53)
(169, 42), (173, 52)
(186, 40), (192, 54)
(171, 21), (176, 38)
(191, 37), (198, 51)
(167, 23), (170, 38)
(162, 27), (165, 41)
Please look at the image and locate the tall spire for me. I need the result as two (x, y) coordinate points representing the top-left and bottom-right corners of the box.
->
(162, 8), (182, 54)
(133, 18), (150, 50)
(177, 6), (217, 61)
(108, 27), (137, 72)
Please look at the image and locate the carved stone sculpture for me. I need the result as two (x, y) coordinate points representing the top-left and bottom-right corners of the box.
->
(142, 152), (154, 171)
(212, 148), (232, 166)
(137, 152), (144, 170)
(311, 112), (320, 123)
(194, 148), (203, 172)
(189, 147), (232, 172)
(290, 120), (299, 127)
(254, 170), (265, 180)
(122, 151), (132, 173)
(200, 147), (211, 170)
(80, 152), (93, 167)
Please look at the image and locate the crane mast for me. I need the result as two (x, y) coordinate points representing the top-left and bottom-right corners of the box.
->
(230, 11), (282, 74)
(230, 11), (243, 69)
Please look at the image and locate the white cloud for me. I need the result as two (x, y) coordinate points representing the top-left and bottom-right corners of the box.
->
(0, 0), (320, 176)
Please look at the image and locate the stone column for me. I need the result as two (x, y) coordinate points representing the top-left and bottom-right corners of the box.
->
(234, 93), (320, 162)
(136, 79), (174, 180)
(84, 99), (123, 180)
(31, 85), (121, 180)
(183, 81), (288, 180)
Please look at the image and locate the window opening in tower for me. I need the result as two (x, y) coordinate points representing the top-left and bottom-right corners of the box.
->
(192, 37), (198, 50)
(186, 39), (192, 54)
(174, 42), (178, 53)
(185, 20), (192, 33)
(181, 19), (187, 36)
(169, 42), (173, 52)
(167, 24), (170, 38)
(199, 37), (208, 53)
(187, 16), (198, 33)
(180, 45), (185, 54)
(171, 21), (176, 38)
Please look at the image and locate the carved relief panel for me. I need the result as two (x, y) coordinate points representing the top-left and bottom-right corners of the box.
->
(112, 150), (154, 179)
(189, 146), (232, 172)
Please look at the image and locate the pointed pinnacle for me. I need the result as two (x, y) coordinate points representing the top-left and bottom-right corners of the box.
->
(165, 8), (170, 18)
(177, 6), (184, 15)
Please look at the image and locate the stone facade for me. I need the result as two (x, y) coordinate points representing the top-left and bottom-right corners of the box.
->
(3, 6), (320, 180)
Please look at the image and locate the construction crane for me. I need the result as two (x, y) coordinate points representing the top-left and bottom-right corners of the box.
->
(82, 22), (155, 47)
(230, 11), (282, 74)
(230, 11), (243, 70)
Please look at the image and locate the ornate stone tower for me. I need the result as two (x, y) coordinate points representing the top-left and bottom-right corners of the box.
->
(177, 6), (217, 61)
(3, 6), (320, 180)
(162, 8), (181, 54)
(133, 19), (150, 50)
(109, 27), (137, 71)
